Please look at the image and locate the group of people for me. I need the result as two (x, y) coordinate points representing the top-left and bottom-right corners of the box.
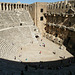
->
(39, 39), (46, 54)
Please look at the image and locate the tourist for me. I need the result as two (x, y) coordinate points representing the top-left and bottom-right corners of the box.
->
(19, 55), (22, 57)
(25, 58), (27, 61)
(53, 52), (56, 54)
(42, 43), (45, 47)
(39, 44), (41, 46)
(41, 39), (42, 41)
(43, 44), (45, 47)
(14, 56), (16, 60)
(39, 51), (41, 54)
(21, 48), (22, 50)
(59, 45), (61, 49)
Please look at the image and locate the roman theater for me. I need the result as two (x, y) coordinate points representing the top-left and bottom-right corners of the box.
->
(0, 0), (75, 75)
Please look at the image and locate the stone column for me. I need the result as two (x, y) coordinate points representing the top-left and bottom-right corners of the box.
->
(17, 4), (18, 9)
(25, 5), (27, 10)
(23, 4), (24, 10)
(20, 4), (21, 10)
(26, 5), (28, 10)
(21, 4), (22, 10)
(57, 2), (60, 9)
(27, 5), (29, 11)
(18, 4), (19, 9)
(24, 5), (26, 10)
(13, 4), (14, 10)
(12, 4), (14, 10)
(8, 4), (10, 10)
(65, 0), (68, 5)
(0, 3), (1, 11)
(61, 2), (63, 9)
(6, 3), (8, 11)
(16, 4), (18, 10)
(55, 4), (56, 9)
(10, 4), (11, 10)
(19, 4), (20, 10)
(20, 4), (22, 10)
(3, 3), (5, 11)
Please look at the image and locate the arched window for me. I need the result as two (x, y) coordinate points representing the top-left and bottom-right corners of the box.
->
(22, 4), (23, 8)
(5, 3), (7, 10)
(66, 5), (68, 8)
(8, 4), (10, 10)
(40, 16), (43, 21)
(40, 8), (43, 12)
(56, 4), (58, 9)
(11, 4), (13, 10)
(1, 3), (3, 10)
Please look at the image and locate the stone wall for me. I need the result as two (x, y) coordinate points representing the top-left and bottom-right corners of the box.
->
(29, 2), (47, 36)
(44, 13), (75, 27)
(29, 3), (35, 25)
(45, 23), (75, 51)
(44, 0), (75, 51)
(47, 1), (75, 13)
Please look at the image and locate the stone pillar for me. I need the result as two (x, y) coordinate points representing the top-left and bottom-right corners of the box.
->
(52, 3), (53, 10)
(27, 5), (29, 10)
(20, 4), (21, 9)
(61, 3), (63, 9)
(55, 4), (56, 9)
(17, 4), (18, 10)
(6, 3), (8, 11)
(13, 4), (15, 10)
(12, 4), (14, 10)
(3, 3), (5, 11)
(58, 2), (60, 9)
(26, 5), (27, 10)
(17, 4), (18, 9)
(8, 4), (9, 10)
(0, 3), (1, 11)
(19, 4), (21, 9)
(10, 4), (11, 10)
(18, 4), (19, 9)
(26, 5), (29, 10)
(24, 5), (26, 10)
(65, 0), (68, 5)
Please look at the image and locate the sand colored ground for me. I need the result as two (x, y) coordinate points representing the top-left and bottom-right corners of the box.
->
(15, 37), (73, 62)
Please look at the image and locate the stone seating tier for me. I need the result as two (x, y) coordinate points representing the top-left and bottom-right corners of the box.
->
(0, 10), (33, 29)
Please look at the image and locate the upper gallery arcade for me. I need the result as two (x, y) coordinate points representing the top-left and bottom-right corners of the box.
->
(0, 2), (29, 11)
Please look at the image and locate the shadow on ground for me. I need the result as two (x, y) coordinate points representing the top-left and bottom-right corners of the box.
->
(0, 57), (75, 75)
